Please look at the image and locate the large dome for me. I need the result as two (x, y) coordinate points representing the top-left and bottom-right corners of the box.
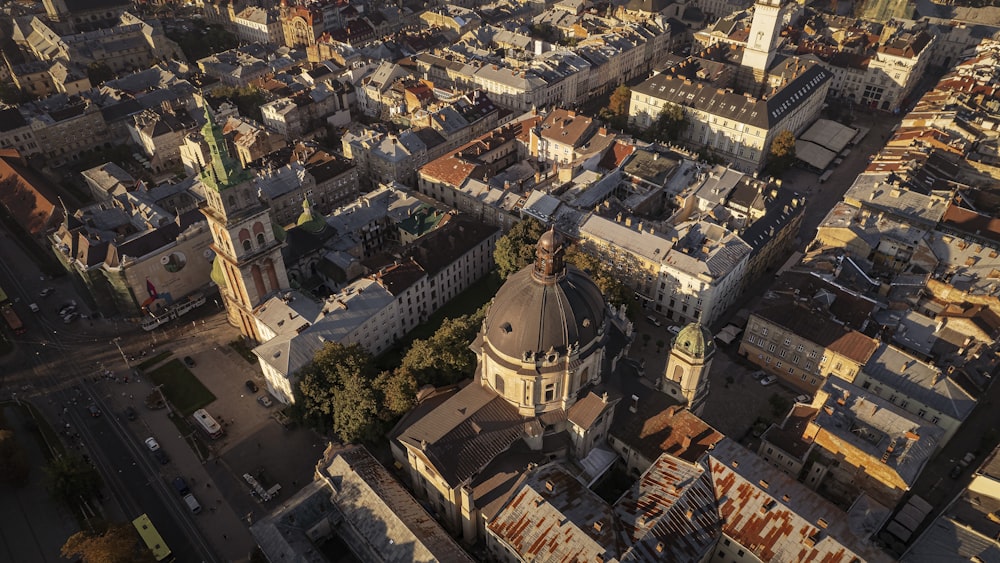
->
(483, 229), (607, 360)
(673, 322), (715, 359)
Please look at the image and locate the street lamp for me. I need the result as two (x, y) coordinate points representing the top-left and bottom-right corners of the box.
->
(112, 337), (130, 369)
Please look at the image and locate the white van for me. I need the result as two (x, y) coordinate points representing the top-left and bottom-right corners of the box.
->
(183, 493), (202, 514)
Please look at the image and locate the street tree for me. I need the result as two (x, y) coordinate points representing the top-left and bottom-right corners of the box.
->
(332, 374), (380, 443)
(564, 249), (629, 306)
(61, 524), (153, 563)
(401, 308), (485, 387)
(653, 103), (687, 141)
(766, 130), (797, 175)
(494, 218), (546, 279)
(376, 368), (418, 417)
(608, 84), (632, 117)
(296, 342), (376, 429)
(45, 454), (102, 507)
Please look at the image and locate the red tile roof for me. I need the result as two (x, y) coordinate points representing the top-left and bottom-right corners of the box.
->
(0, 149), (62, 235)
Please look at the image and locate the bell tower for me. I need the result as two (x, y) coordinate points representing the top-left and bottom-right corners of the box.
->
(741, 0), (785, 84)
(199, 103), (289, 341)
(661, 323), (715, 415)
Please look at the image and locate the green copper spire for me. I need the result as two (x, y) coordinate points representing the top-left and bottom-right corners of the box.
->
(199, 102), (252, 191)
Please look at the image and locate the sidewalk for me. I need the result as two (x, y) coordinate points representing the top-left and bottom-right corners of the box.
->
(102, 314), (329, 562)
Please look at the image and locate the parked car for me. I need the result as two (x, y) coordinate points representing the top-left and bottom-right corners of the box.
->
(144, 437), (161, 451)
(245, 380), (259, 393)
(183, 356), (196, 368)
(57, 301), (76, 315)
(667, 325), (681, 335)
(124, 406), (137, 421)
(793, 394), (812, 404)
(182, 493), (202, 514)
(257, 395), (273, 408)
(646, 315), (661, 327)
(172, 477), (190, 496)
(28, 303), (39, 313)
(153, 449), (170, 465)
(759, 375), (778, 386)
(62, 312), (79, 324)
(87, 404), (101, 417)
(949, 464), (963, 479)
(39, 287), (54, 297)
(751, 370), (767, 381)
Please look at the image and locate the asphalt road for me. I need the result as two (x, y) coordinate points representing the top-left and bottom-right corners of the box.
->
(0, 226), (219, 562)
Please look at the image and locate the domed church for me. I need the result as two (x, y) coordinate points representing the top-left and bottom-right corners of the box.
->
(480, 228), (611, 416)
(391, 228), (634, 542)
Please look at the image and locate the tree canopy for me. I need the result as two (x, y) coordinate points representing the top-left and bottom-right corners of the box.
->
(608, 85), (632, 117)
(61, 524), (153, 563)
(45, 454), (102, 507)
(297, 308), (489, 442)
(766, 130), (797, 175)
(494, 217), (547, 279)
(296, 342), (378, 440)
(493, 218), (629, 307)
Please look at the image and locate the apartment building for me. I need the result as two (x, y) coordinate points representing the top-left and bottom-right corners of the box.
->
(630, 59), (831, 171)
(852, 343), (976, 446)
(232, 6), (283, 45)
(803, 378), (943, 507)
(252, 217), (499, 404)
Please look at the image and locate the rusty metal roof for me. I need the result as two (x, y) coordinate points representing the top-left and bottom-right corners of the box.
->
(488, 463), (622, 562)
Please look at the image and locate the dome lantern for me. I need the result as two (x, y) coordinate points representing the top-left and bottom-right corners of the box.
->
(532, 226), (566, 283)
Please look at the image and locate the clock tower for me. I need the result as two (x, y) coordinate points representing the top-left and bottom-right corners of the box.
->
(198, 105), (288, 341)
(741, 0), (785, 81)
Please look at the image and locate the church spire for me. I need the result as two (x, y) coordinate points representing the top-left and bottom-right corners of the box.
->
(199, 100), (252, 192)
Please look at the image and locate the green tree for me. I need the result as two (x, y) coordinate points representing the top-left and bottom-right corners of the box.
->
(401, 309), (485, 386)
(651, 103), (687, 141)
(494, 217), (546, 279)
(766, 130), (797, 175)
(45, 454), (102, 507)
(61, 523), (153, 563)
(0, 428), (30, 486)
(564, 248), (629, 307)
(376, 369), (418, 417)
(296, 342), (375, 430)
(607, 84), (631, 117)
(333, 375), (380, 443)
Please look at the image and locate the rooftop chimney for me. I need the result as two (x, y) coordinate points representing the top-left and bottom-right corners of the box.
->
(630, 394), (639, 413)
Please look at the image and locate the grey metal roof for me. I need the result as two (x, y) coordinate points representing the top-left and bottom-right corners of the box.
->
(395, 382), (525, 488)
(633, 62), (831, 129)
(483, 264), (608, 360)
(814, 378), (943, 485)
(863, 343), (976, 421)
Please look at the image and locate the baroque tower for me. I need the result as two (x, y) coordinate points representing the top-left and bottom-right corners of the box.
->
(661, 323), (715, 415)
(199, 105), (289, 341)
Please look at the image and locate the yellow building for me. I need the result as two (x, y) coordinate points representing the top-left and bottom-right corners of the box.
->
(740, 302), (879, 394)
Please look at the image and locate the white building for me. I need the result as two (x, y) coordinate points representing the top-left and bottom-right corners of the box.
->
(232, 7), (284, 46)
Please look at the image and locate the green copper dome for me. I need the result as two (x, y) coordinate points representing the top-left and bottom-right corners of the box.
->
(295, 199), (327, 235)
(673, 322), (715, 359)
(210, 255), (227, 287)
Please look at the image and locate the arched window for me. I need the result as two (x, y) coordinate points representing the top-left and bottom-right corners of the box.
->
(256, 233), (265, 246)
(227, 195), (236, 208)
(238, 228), (251, 252)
